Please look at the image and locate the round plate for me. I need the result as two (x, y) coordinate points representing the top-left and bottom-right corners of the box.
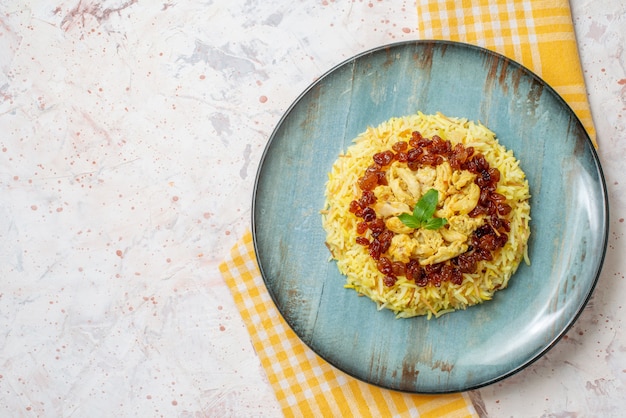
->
(252, 40), (608, 393)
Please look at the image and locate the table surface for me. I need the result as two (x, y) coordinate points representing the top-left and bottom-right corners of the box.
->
(1, 1), (624, 416)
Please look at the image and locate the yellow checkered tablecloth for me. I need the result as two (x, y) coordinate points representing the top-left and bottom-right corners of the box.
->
(219, 1), (594, 416)
(219, 231), (477, 417)
(416, 0), (596, 146)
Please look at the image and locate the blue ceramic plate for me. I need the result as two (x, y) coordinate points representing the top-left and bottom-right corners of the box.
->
(252, 40), (608, 393)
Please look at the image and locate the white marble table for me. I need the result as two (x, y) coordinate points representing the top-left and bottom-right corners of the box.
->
(0, 1), (624, 416)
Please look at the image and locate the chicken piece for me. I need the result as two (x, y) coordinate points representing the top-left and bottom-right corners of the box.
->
(415, 166), (437, 189)
(434, 162), (452, 199)
(420, 240), (468, 265)
(447, 214), (484, 236)
(373, 201), (411, 218)
(385, 216), (414, 234)
(394, 166), (421, 200)
(388, 171), (415, 206)
(389, 233), (417, 263)
(435, 196), (454, 219)
(450, 170), (475, 191)
(373, 185), (393, 202)
(411, 229), (444, 259)
(411, 228), (468, 265)
(440, 227), (467, 243)
(447, 183), (480, 215)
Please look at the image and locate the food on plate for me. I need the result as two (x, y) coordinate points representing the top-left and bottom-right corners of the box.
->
(322, 112), (531, 318)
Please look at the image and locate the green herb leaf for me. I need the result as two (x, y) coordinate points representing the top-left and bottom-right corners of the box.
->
(397, 188), (448, 231)
(425, 217), (448, 230)
(413, 188), (439, 221)
(398, 213), (423, 229)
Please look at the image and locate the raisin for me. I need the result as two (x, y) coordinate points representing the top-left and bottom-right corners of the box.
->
(356, 237), (370, 246)
(424, 263), (442, 276)
(419, 153), (440, 166)
(476, 170), (491, 188)
(409, 131), (423, 147)
(417, 138), (432, 148)
(455, 254), (476, 273)
(440, 264), (455, 282)
(475, 225), (493, 238)
(407, 147), (422, 162)
(391, 261), (406, 277)
(497, 203), (512, 216)
(405, 260), (421, 281)
(377, 257), (393, 275)
(383, 275), (397, 287)
(368, 219), (385, 235)
(450, 267), (463, 285)
(379, 238), (391, 254)
(392, 141), (408, 152)
(430, 272), (443, 287)
(490, 214), (503, 230)
(373, 150), (394, 166)
(368, 240), (382, 259)
(479, 234), (499, 251)
(488, 167), (501, 183)
(358, 171), (378, 191)
(394, 151), (408, 162)
(362, 207), (376, 222)
(376, 170), (388, 186)
(431, 135), (451, 156)
(475, 248), (493, 261)
(468, 205), (486, 218)
(407, 161), (420, 171)
(359, 190), (377, 207)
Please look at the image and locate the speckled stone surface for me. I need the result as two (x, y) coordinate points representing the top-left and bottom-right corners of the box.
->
(0, 0), (624, 416)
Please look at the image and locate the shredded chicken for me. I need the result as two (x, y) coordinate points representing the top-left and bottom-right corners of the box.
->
(373, 200), (410, 219)
(380, 162), (484, 265)
(385, 217), (414, 234)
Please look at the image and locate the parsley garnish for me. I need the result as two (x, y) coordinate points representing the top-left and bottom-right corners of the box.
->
(398, 189), (448, 230)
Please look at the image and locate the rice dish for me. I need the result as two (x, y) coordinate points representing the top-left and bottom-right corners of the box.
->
(321, 112), (531, 319)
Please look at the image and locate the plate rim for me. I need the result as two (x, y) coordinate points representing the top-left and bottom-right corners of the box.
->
(251, 39), (609, 393)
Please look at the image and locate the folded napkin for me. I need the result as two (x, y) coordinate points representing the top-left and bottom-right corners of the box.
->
(416, 0), (597, 147)
(219, 231), (477, 417)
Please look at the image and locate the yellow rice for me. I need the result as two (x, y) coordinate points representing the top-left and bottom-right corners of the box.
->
(321, 112), (531, 319)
